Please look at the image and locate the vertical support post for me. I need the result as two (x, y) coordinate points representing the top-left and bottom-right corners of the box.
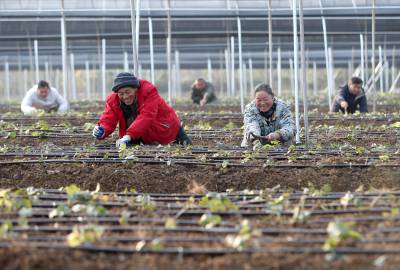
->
(24, 69), (29, 94)
(322, 17), (332, 110)
(129, 0), (139, 75)
(45, 62), (49, 83)
(392, 46), (396, 85)
(328, 47), (335, 97)
(70, 53), (76, 100)
(249, 58), (254, 94)
(61, 0), (68, 100)
(299, 0), (309, 146)
(360, 34), (364, 81)
(348, 62), (352, 80)
(85, 61), (91, 100)
(34, 40), (39, 82)
(5, 62), (10, 101)
(313, 62), (317, 96)
(230, 36), (235, 96)
(237, 17), (244, 113)
(267, 0), (273, 87)
(292, 0), (300, 144)
(371, 0), (376, 111)
(207, 58), (213, 83)
(175, 50), (181, 97)
(289, 58), (294, 97)
(167, 0), (172, 103)
(225, 49), (231, 97)
(102, 38), (106, 100)
(55, 69), (60, 92)
(277, 47), (282, 97)
(379, 45), (383, 93)
(124, 52), (129, 71)
(243, 62), (248, 97)
(148, 17), (155, 83)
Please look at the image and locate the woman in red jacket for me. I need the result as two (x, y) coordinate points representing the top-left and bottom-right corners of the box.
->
(92, 72), (191, 147)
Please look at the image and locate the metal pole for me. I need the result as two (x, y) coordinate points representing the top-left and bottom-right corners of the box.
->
(70, 53), (76, 100)
(277, 47), (281, 97)
(328, 47), (335, 97)
(372, 0), (376, 111)
(267, 0), (273, 87)
(129, 0), (139, 75)
(299, 0), (309, 146)
(34, 39), (39, 82)
(322, 17), (332, 110)
(171, 63), (176, 99)
(313, 62), (317, 96)
(364, 34), (368, 80)
(292, 0), (300, 144)
(167, 0), (172, 103)
(237, 17), (244, 113)
(175, 50), (181, 98)
(148, 18), (155, 83)
(102, 38), (106, 100)
(243, 62), (248, 97)
(392, 46), (396, 85)
(289, 58), (294, 97)
(207, 58), (213, 83)
(5, 62), (10, 101)
(225, 49), (231, 97)
(347, 62), (352, 80)
(249, 58), (254, 93)
(379, 46), (383, 93)
(230, 36), (235, 96)
(60, 0), (68, 100)
(124, 52), (129, 71)
(55, 69), (60, 93)
(135, 0), (141, 59)
(351, 47), (354, 76)
(45, 62), (49, 83)
(85, 61), (90, 100)
(138, 63), (142, 78)
(24, 69), (28, 94)
(384, 46), (389, 92)
(360, 34), (364, 81)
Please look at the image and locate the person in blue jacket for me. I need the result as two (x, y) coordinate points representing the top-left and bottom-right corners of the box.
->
(331, 76), (368, 114)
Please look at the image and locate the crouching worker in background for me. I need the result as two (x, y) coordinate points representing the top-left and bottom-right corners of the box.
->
(92, 72), (192, 148)
(331, 76), (368, 114)
(241, 83), (295, 150)
(21, 80), (69, 115)
(191, 78), (217, 106)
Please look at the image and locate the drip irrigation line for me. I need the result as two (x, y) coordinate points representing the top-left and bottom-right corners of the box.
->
(1, 242), (400, 255)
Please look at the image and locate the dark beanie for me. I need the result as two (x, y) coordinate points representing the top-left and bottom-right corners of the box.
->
(112, 72), (140, 92)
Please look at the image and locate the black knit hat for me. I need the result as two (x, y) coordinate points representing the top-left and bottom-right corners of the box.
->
(112, 72), (140, 92)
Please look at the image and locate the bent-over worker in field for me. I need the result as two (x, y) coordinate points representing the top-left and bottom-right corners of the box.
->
(92, 72), (192, 148)
(21, 80), (69, 115)
(331, 76), (368, 114)
(191, 78), (217, 106)
(241, 83), (296, 149)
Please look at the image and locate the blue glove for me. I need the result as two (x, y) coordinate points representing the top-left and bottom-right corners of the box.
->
(116, 135), (131, 148)
(92, 125), (105, 139)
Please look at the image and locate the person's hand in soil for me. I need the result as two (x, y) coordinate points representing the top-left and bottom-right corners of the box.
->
(340, 101), (348, 111)
(92, 125), (105, 139)
(265, 132), (280, 142)
(116, 135), (131, 149)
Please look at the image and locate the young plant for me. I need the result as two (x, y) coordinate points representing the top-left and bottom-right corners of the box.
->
(198, 213), (222, 228)
(199, 193), (238, 212)
(323, 220), (362, 252)
(66, 224), (105, 247)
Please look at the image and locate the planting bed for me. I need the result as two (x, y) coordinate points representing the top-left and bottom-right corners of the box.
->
(0, 102), (399, 269)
